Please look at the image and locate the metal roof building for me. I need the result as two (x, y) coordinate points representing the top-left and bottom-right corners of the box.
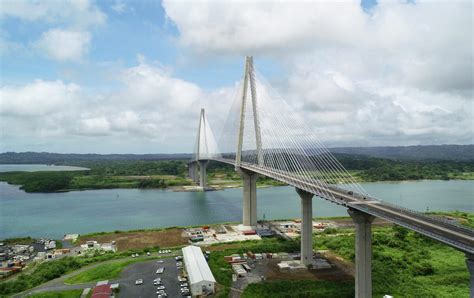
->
(182, 245), (216, 296)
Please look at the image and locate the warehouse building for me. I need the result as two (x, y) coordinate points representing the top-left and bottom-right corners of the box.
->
(182, 245), (216, 296)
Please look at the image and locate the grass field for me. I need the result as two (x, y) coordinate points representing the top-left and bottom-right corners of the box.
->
(64, 259), (141, 284)
(26, 289), (83, 298)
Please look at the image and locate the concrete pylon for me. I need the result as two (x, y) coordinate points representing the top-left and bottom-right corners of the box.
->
(348, 209), (375, 298)
(198, 160), (209, 189)
(296, 188), (314, 267)
(466, 254), (474, 298)
(237, 168), (258, 230)
(235, 56), (263, 167)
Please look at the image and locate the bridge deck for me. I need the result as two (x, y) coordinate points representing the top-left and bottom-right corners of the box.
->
(210, 158), (474, 254)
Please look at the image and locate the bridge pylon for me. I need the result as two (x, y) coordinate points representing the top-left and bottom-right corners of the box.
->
(235, 56), (264, 168)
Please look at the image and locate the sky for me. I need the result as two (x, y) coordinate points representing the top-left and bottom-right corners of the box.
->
(0, 0), (472, 154)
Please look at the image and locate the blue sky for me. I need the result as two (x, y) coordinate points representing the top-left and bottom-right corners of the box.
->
(0, 0), (472, 153)
(1, 0), (376, 89)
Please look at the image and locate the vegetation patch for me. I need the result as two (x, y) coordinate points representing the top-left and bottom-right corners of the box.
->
(242, 280), (354, 298)
(26, 289), (83, 298)
(313, 225), (469, 297)
(64, 259), (140, 284)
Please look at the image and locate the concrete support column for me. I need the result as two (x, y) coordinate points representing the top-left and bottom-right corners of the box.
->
(466, 254), (474, 298)
(296, 188), (314, 267)
(198, 160), (209, 189)
(188, 162), (198, 183)
(348, 209), (375, 298)
(192, 163), (199, 184)
(237, 168), (258, 229)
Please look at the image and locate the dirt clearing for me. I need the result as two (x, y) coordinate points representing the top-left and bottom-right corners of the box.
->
(79, 228), (188, 251)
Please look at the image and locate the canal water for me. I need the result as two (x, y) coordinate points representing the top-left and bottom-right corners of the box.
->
(0, 165), (472, 239)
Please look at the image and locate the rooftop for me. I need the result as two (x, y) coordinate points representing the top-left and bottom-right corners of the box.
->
(182, 245), (216, 284)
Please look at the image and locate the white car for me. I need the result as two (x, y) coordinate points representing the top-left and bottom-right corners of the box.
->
(135, 279), (144, 285)
(156, 260), (164, 263)
(156, 268), (164, 274)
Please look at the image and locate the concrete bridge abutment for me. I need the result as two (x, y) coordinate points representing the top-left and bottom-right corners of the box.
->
(348, 208), (375, 298)
(237, 168), (258, 230)
(296, 188), (315, 267)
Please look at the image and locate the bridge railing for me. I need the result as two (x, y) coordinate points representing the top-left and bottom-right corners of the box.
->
(351, 203), (474, 253)
(375, 199), (474, 234)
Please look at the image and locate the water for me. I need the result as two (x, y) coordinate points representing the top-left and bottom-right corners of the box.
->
(1, 178), (472, 239)
(0, 164), (88, 172)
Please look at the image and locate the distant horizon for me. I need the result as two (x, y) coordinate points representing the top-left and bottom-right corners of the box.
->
(1, 143), (472, 156)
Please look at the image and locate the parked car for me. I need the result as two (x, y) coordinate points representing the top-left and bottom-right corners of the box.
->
(157, 285), (166, 290)
(178, 276), (187, 282)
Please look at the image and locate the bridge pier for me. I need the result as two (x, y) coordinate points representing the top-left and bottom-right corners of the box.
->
(296, 188), (314, 267)
(466, 254), (474, 298)
(188, 162), (199, 184)
(348, 209), (375, 298)
(198, 160), (209, 189)
(237, 168), (258, 230)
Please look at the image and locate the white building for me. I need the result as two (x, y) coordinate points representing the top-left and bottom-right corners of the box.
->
(182, 245), (216, 296)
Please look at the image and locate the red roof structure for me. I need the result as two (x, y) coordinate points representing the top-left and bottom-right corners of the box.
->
(91, 284), (111, 298)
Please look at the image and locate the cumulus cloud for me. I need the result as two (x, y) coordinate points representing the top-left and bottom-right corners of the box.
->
(112, 0), (127, 14)
(0, 80), (80, 116)
(0, 56), (236, 152)
(162, 0), (473, 147)
(35, 29), (91, 61)
(1, 0), (105, 62)
(0, 0), (106, 28)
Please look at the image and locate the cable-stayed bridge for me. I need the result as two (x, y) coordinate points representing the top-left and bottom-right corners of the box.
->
(188, 56), (474, 298)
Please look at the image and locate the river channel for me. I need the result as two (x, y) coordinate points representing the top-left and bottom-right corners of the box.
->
(0, 165), (472, 239)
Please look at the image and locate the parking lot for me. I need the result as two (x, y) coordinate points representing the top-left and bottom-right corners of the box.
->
(117, 257), (182, 298)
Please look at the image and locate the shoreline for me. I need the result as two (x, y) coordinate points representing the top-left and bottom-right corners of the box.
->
(1, 178), (473, 194)
(2, 211), (471, 242)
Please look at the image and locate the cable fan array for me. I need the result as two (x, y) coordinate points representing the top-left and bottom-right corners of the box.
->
(214, 63), (369, 201)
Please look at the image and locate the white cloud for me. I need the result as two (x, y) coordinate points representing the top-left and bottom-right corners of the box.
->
(78, 117), (111, 136)
(0, 80), (80, 116)
(0, 0), (106, 28)
(163, 1), (367, 55)
(35, 29), (91, 61)
(0, 56), (235, 153)
(112, 0), (127, 14)
(162, 0), (473, 147)
(1, 0), (105, 62)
